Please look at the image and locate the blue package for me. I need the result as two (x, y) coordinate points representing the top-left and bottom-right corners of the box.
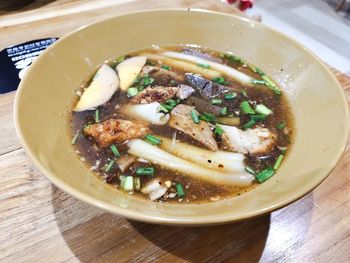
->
(0, 37), (58, 94)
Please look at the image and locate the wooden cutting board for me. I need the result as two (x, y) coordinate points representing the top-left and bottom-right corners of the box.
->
(1, 1), (350, 262)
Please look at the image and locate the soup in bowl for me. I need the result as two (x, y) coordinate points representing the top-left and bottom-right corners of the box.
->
(15, 10), (349, 225)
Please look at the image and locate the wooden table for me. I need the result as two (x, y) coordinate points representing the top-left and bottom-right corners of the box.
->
(1, 1), (350, 262)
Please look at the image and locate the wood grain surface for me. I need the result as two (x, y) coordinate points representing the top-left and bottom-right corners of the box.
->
(1, 1), (350, 262)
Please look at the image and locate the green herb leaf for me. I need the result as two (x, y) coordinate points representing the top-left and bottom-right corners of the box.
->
(121, 176), (134, 191)
(241, 90), (248, 98)
(222, 53), (244, 64)
(142, 75), (154, 86)
(255, 167), (275, 183)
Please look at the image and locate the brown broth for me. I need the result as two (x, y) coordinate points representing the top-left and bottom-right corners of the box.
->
(70, 46), (294, 203)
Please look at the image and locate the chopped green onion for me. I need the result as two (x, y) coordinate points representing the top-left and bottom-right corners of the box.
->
(142, 75), (154, 86)
(240, 101), (255, 114)
(220, 107), (228, 116)
(110, 145), (120, 158)
(241, 90), (248, 98)
(104, 160), (115, 172)
(170, 80), (176, 85)
(273, 154), (284, 170)
(136, 167), (155, 176)
(95, 109), (100, 123)
(214, 124), (224, 136)
(161, 99), (178, 111)
(191, 110), (200, 124)
(255, 167), (275, 183)
(159, 104), (169, 113)
(276, 122), (286, 130)
(127, 87), (139, 97)
(224, 92), (236, 100)
(71, 132), (79, 145)
(121, 176), (134, 191)
(243, 119), (256, 130)
(196, 63), (211, 69)
(161, 65), (171, 70)
(145, 134), (162, 145)
(255, 104), (273, 116)
(211, 98), (223, 105)
(245, 166), (256, 175)
(251, 79), (267, 85)
(212, 77), (229, 85)
(223, 54), (244, 64)
(176, 183), (185, 198)
(200, 113), (216, 122)
(134, 177), (141, 190)
(262, 76), (282, 95)
(250, 114), (267, 121)
(278, 146), (288, 154)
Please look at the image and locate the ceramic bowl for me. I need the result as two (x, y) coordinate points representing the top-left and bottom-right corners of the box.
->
(14, 9), (349, 225)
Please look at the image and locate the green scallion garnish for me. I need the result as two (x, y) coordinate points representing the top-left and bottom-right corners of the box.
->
(200, 113), (216, 123)
(222, 54), (244, 64)
(145, 134), (162, 145)
(251, 79), (267, 85)
(240, 101), (255, 114)
(243, 119), (256, 130)
(276, 122), (286, 130)
(197, 63), (211, 69)
(71, 132), (79, 145)
(105, 160), (115, 172)
(245, 166), (256, 175)
(220, 107), (228, 116)
(142, 75), (154, 86)
(214, 124), (224, 136)
(224, 92), (236, 100)
(241, 90), (248, 98)
(110, 145), (120, 158)
(273, 154), (284, 170)
(250, 114), (267, 121)
(136, 167), (155, 176)
(161, 65), (171, 70)
(127, 87), (139, 97)
(176, 183), (185, 198)
(255, 104), (273, 116)
(212, 77), (229, 85)
(134, 177), (141, 190)
(211, 98), (223, 105)
(255, 167), (275, 183)
(95, 109), (100, 123)
(191, 110), (200, 124)
(121, 176), (134, 191)
(159, 104), (169, 113)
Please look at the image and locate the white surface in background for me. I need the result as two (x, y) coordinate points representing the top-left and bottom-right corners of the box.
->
(248, 6), (350, 75)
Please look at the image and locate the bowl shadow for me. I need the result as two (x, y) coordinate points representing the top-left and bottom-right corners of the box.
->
(51, 185), (272, 263)
(0, 0), (56, 12)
